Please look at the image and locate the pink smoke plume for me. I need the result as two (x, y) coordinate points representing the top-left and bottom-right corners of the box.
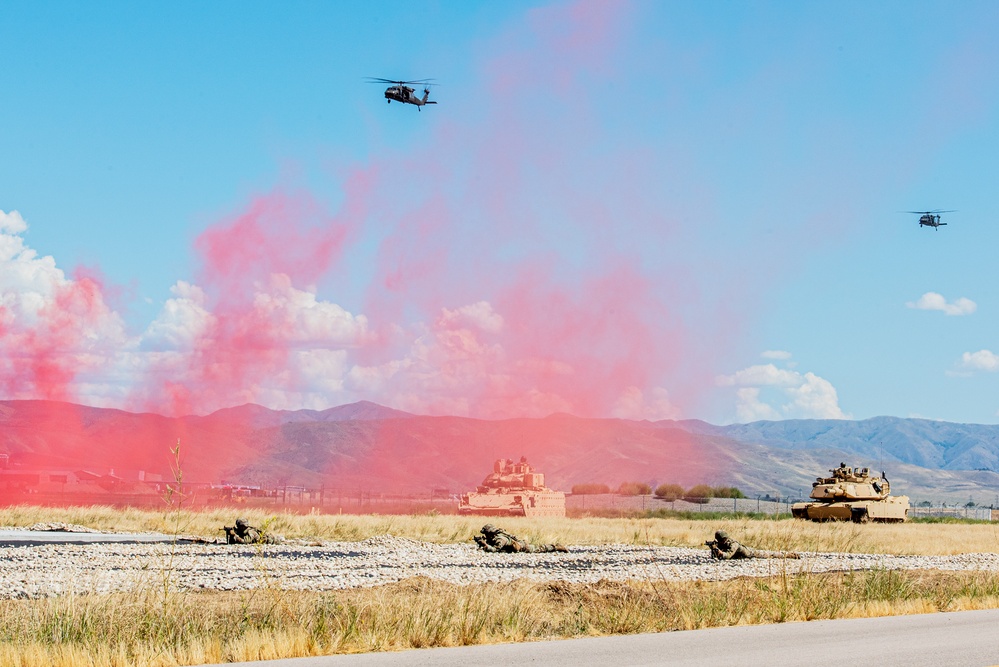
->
(133, 0), (721, 421)
(0, 269), (116, 403)
(140, 173), (375, 416)
(4, 0), (732, 423)
(339, 0), (713, 419)
(0, 1), (737, 496)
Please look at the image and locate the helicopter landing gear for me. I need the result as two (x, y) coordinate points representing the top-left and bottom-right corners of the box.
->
(387, 99), (390, 104)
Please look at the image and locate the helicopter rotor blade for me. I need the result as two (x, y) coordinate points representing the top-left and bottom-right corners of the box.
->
(365, 77), (436, 85)
(904, 210), (956, 214)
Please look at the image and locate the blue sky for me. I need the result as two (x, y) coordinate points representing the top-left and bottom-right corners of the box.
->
(2, 1), (999, 424)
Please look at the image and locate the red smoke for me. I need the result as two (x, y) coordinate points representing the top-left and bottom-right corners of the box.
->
(140, 174), (374, 416)
(113, 0), (695, 423)
(1, 0), (725, 493)
(26, 0), (709, 423)
(0, 271), (111, 403)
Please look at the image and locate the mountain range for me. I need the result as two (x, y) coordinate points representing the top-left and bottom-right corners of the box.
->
(2, 400), (998, 504)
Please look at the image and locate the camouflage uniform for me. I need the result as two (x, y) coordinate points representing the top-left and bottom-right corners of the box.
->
(474, 524), (568, 553)
(225, 518), (280, 544)
(706, 530), (799, 560)
(706, 530), (759, 559)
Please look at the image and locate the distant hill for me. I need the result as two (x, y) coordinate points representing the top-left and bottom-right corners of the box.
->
(660, 417), (999, 504)
(2, 400), (998, 504)
(206, 401), (414, 430)
(698, 417), (999, 471)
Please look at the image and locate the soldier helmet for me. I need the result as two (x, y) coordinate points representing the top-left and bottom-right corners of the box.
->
(235, 518), (249, 529)
(715, 530), (728, 541)
(481, 524), (498, 534)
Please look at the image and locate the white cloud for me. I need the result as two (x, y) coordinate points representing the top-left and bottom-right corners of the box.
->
(0, 211), (133, 400)
(346, 358), (408, 394)
(907, 292), (977, 316)
(0, 210), (28, 234)
(438, 301), (504, 334)
(1, 212), (683, 419)
(733, 387), (782, 421)
(252, 273), (368, 346)
(142, 281), (213, 349)
(0, 210), (65, 319)
(761, 350), (792, 360)
(132, 273), (374, 413)
(960, 349), (999, 372)
(717, 364), (802, 388)
(717, 363), (847, 421)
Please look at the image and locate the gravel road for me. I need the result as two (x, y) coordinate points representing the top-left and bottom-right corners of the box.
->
(2, 535), (998, 599)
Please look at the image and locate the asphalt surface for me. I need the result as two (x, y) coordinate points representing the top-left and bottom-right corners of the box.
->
(0, 529), (194, 546)
(212, 609), (999, 667)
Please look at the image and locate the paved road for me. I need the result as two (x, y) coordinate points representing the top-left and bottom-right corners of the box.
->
(0, 529), (193, 546)
(215, 609), (999, 667)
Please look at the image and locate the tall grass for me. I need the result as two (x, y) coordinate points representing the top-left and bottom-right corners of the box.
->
(1, 570), (998, 666)
(2, 505), (999, 665)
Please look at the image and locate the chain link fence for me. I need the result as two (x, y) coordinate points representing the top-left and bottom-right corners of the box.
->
(566, 494), (998, 521)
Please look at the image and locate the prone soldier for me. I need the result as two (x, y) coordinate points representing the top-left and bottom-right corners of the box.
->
(474, 524), (568, 553)
(223, 518), (281, 545)
(705, 530), (799, 560)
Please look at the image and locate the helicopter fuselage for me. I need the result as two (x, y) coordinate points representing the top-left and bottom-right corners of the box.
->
(369, 77), (437, 109)
(383, 85), (436, 108)
(908, 209), (953, 230)
(385, 86), (414, 103)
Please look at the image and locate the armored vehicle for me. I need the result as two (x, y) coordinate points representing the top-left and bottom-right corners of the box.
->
(792, 463), (909, 523)
(458, 457), (565, 518)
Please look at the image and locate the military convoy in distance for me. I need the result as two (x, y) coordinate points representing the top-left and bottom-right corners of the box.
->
(457, 457), (566, 518)
(792, 463), (909, 523)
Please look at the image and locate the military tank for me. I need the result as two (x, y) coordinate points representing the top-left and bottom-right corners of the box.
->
(457, 457), (565, 518)
(792, 463), (909, 523)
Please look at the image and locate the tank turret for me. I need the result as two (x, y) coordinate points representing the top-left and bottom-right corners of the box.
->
(792, 463), (909, 523)
(458, 457), (565, 518)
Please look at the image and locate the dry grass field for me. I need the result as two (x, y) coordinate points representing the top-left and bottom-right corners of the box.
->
(1, 505), (999, 666)
(3, 504), (999, 555)
(3, 570), (999, 667)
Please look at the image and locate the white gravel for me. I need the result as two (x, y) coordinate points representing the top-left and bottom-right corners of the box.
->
(2, 535), (998, 600)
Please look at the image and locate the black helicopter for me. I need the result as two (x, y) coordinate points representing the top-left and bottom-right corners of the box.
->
(366, 78), (437, 110)
(907, 209), (955, 230)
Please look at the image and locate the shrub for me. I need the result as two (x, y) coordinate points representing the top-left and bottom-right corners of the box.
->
(711, 486), (745, 499)
(571, 483), (611, 495)
(684, 484), (713, 504)
(654, 483), (684, 501)
(616, 482), (652, 496)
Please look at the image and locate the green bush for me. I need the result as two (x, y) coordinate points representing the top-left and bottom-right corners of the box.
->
(616, 482), (652, 496)
(654, 483), (684, 501)
(711, 486), (745, 499)
(684, 484), (713, 504)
